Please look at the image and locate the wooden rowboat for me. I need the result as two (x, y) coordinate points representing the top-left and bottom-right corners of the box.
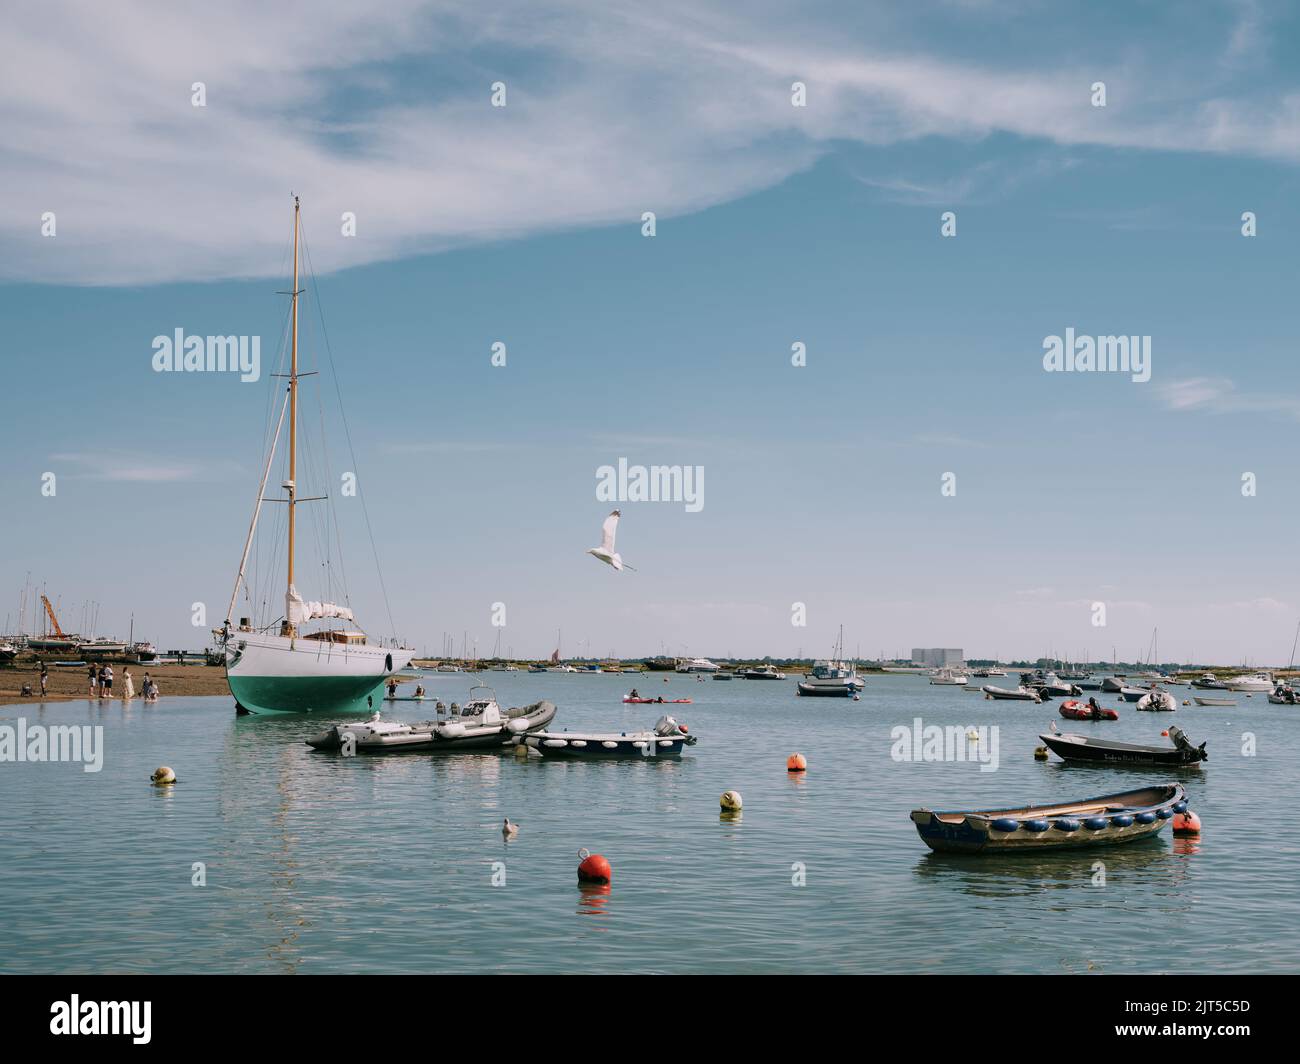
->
(910, 783), (1188, 854)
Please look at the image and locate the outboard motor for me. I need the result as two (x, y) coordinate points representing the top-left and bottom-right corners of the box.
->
(653, 715), (680, 736)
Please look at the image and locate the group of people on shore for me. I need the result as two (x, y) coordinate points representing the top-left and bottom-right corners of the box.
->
(85, 663), (159, 701)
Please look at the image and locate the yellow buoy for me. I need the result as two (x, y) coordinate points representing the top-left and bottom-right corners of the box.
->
(720, 790), (743, 811)
(150, 765), (177, 785)
(1033, 746), (1049, 761)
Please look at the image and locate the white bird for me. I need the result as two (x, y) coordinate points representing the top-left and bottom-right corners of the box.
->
(502, 817), (519, 838)
(587, 509), (635, 571)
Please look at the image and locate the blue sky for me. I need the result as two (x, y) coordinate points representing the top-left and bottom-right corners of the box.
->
(2, 1), (1299, 663)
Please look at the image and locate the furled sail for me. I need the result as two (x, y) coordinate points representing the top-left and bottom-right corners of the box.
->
(287, 584), (355, 624)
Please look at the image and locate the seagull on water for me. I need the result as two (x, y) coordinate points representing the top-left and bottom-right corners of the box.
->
(587, 509), (636, 571)
(502, 818), (519, 838)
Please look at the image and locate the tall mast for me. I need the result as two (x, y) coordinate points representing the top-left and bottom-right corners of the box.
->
(285, 195), (300, 635)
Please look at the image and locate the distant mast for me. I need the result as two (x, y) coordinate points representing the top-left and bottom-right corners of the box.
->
(282, 195), (301, 638)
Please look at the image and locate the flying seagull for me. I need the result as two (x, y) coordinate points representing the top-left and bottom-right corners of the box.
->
(587, 509), (636, 571)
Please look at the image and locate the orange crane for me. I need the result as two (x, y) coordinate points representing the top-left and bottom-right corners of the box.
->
(41, 594), (66, 638)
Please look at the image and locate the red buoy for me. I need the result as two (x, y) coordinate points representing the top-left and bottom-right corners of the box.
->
(578, 851), (612, 884)
(787, 752), (807, 772)
(1173, 810), (1202, 836)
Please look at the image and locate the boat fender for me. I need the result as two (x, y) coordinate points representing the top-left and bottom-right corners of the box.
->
(506, 718), (529, 733)
(542, 739), (568, 748)
(438, 723), (466, 738)
(720, 790), (743, 812)
(601, 740), (618, 749)
(150, 765), (177, 786)
(991, 818), (1019, 833)
(1110, 814), (1135, 827)
(1135, 811), (1157, 825)
(1173, 810), (1202, 835)
(1155, 807), (1173, 819)
(1084, 817), (1109, 831)
(1023, 819), (1050, 832)
(571, 740), (587, 748)
(657, 739), (674, 747)
(1053, 818), (1081, 832)
(1172, 800), (1188, 814)
(577, 849), (612, 885)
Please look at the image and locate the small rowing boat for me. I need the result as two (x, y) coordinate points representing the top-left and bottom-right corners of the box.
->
(1059, 699), (1118, 721)
(623, 696), (692, 704)
(910, 784), (1189, 854)
(1193, 696), (1235, 707)
(1039, 726), (1207, 767)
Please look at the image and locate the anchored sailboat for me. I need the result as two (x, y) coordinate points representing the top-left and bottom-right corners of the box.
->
(217, 197), (411, 714)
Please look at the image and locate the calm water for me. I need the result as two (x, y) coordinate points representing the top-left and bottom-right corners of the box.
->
(2, 671), (1297, 973)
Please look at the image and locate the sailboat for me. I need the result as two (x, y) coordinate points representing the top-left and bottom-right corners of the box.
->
(217, 197), (412, 714)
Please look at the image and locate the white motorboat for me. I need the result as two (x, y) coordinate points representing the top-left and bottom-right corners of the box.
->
(1192, 672), (1227, 689)
(981, 685), (1041, 702)
(797, 660), (861, 697)
(1136, 689), (1177, 712)
(307, 688), (556, 752)
(929, 666), (969, 686)
(676, 657), (720, 673)
(1227, 672), (1274, 693)
(742, 665), (786, 680)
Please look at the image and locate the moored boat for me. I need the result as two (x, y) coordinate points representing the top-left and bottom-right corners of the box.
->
(1136, 689), (1177, 712)
(1267, 684), (1299, 705)
(1226, 672), (1273, 693)
(1059, 699), (1118, 721)
(306, 690), (556, 752)
(929, 666), (969, 686)
(522, 715), (696, 759)
(1039, 727), (1207, 767)
(742, 664), (786, 680)
(981, 685), (1041, 702)
(910, 784), (1189, 853)
(1193, 695), (1236, 706)
(623, 695), (691, 704)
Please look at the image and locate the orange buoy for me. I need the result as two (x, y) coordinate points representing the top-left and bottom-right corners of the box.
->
(577, 849), (612, 884)
(1161, 730), (1169, 737)
(786, 752), (807, 772)
(1173, 810), (1202, 835)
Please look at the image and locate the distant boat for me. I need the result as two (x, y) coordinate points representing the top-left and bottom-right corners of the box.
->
(929, 666), (969, 686)
(1193, 696), (1236, 707)
(742, 665), (785, 680)
(1267, 684), (1299, 705)
(1191, 673), (1228, 690)
(217, 197), (411, 714)
(797, 660), (858, 697)
(981, 685), (1041, 702)
(1227, 672), (1273, 693)
(676, 657), (720, 673)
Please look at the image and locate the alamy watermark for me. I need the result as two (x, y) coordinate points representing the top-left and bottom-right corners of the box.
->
(596, 458), (704, 512)
(1042, 329), (1150, 383)
(891, 717), (1000, 772)
(1, 718), (103, 772)
(152, 329), (261, 382)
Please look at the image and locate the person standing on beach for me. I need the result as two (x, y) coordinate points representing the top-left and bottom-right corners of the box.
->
(39, 663), (49, 697)
(96, 664), (106, 698)
(123, 668), (134, 699)
(88, 664), (98, 697)
(102, 664), (113, 698)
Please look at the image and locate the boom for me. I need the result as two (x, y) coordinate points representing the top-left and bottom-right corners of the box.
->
(41, 594), (65, 638)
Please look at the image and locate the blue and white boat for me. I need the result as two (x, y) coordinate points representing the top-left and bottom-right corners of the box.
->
(910, 784), (1188, 854)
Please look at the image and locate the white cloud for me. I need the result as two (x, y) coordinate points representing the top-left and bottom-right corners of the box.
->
(4, 1), (1299, 285)
(1156, 376), (1300, 420)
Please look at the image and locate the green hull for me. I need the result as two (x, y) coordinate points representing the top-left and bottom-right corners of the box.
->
(228, 672), (391, 715)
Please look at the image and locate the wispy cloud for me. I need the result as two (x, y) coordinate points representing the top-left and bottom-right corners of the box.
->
(4, 1), (1299, 285)
(49, 452), (222, 482)
(1155, 376), (1300, 420)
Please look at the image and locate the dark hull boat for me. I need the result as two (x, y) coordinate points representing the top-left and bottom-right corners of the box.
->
(911, 784), (1188, 854)
(1040, 726), (1206, 766)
